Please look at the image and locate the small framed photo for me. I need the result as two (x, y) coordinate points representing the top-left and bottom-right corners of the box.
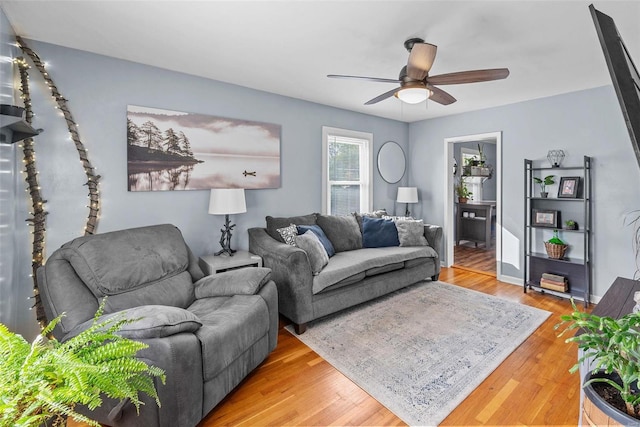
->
(532, 209), (560, 228)
(558, 176), (581, 198)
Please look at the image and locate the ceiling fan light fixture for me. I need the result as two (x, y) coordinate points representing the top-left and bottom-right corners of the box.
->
(395, 87), (431, 104)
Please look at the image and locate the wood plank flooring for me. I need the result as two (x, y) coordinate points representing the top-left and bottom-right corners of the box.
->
(200, 267), (585, 427)
(454, 241), (497, 275)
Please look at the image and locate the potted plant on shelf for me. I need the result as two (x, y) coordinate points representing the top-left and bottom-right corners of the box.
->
(455, 178), (472, 203)
(534, 175), (555, 198)
(0, 300), (165, 427)
(564, 219), (578, 230)
(556, 300), (640, 424)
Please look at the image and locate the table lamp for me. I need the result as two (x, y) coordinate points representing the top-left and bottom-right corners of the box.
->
(208, 188), (246, 256)
(396, 187), (418, 217)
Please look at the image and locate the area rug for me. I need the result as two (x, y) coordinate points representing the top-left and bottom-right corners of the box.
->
(286, 281), (550, 426)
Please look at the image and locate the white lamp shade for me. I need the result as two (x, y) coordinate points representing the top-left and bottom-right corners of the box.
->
(396, 187), (418, 203)
(208, 188), (246, 215)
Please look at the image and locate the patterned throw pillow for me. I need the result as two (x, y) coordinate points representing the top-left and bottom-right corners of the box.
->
(276, 224), (298, 246)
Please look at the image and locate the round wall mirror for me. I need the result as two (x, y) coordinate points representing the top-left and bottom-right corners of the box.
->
(377, 141), (406, 184)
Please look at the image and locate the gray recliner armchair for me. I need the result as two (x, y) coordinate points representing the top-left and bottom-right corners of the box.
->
(37, 224), (278, 426)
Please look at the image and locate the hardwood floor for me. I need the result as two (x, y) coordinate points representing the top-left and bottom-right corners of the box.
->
(454, 240), (497, 275)
(200, 267), (585, 427)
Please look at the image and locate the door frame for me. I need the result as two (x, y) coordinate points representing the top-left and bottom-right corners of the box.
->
(443, 131), (502, 277)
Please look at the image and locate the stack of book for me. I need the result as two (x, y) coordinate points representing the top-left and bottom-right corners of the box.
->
(540, 273), (568, 292)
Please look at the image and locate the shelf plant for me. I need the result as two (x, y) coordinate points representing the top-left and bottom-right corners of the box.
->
(0, 300), (165, 427)
(455, 177), (472, 202)
(533, 175), (555, 198)
(556, 299), (640, 419)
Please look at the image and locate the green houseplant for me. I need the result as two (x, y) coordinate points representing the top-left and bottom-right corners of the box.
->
(533, 175), (555, 198)
(455, 178), (472, 203)
(556, 300), (640, 421)
(0, 300), (165, 427)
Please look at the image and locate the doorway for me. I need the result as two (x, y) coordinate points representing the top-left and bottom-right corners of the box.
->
(444, 132), (502, 277)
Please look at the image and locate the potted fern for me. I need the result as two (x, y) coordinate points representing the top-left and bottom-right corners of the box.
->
(455, 177), (472, 203)
(556, 300), (640, 424)
(0, 301), (165, 427)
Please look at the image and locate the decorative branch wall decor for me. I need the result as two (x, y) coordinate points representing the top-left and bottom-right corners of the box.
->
(15, 57), (47, 327)
(16, 36), (101, 235)
(14, 37), (102, 325)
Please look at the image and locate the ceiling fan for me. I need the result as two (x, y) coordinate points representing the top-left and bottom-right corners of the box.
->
(327, 38), (510, 106)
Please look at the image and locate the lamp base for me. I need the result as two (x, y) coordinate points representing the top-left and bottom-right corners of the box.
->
(404, 204), (411, 217)
(215, 214), (237, 256)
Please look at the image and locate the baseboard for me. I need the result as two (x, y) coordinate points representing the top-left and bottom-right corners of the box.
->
(498, 274), (523, 286)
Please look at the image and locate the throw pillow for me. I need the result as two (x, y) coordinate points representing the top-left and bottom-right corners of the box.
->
(396, 219), (428, 247)
(297, 224), (336, 257)
(277, 224), (298, 246)
(352, 209), (388, 233)
(295, 231), (329, 275)
(362, 216), (400, 248)
(316, 214), (362, 253)
(266, 213), (317, 242)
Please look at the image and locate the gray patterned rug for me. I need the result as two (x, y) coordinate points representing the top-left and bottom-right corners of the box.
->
(286, 281), (550, 426)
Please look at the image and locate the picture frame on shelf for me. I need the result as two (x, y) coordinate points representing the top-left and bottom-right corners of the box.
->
(532, 209), (560, 228)
(558, 176), (581, 198)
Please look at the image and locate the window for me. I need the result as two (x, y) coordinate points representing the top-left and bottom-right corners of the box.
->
(322, 127), (372, 215)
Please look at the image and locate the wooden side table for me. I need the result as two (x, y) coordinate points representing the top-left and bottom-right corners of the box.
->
(199, 251), (262, 276)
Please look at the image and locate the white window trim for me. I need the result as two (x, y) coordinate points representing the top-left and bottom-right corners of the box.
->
(321, 126), (373, 215)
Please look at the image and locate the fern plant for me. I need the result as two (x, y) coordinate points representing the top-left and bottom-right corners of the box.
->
(0, 300), (165, 427)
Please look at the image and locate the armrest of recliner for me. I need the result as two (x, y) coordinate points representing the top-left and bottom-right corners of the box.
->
(194, 267), (272, 298)
(61, 305), (203, 342)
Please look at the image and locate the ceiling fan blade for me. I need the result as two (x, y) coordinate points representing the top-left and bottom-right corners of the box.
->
(327, 74), (400, 84)
(364, 87), (403, 105)
(406, 43), (437, 80)
(427, 68), (510, 85)
(427, 85), (456, 105)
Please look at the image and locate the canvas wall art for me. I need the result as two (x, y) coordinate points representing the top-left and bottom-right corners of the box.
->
(127, 105), (281, 191)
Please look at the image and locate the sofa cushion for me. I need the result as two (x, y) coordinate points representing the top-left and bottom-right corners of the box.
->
(312, 246), (437, 294)
(365, 262), (405, 276)
(194, 267), (272, 298)
(295, 231), (329, 275)
(297, 224), (336, 257)
(396, 220), (428, 247)
(62, 305), (203, 342)
(362, 217), (400, 248)
(405, 257), (430, 269)
(59, 224), (191, 297)
(316, 214), (362, 253)
(266, 214), (317, 242)
(188, 295), (269, 381)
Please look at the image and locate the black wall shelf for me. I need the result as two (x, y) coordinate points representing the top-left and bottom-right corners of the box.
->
(524, 156), (592, 306)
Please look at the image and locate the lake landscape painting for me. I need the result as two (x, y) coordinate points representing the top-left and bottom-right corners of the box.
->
(127, 105), (281, 191)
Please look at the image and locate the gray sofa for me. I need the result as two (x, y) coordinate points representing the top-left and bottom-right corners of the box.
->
(249, 213), (442, 334)
(37, 224), (278, 427)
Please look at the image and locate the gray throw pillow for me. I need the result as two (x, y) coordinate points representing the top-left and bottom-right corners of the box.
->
(266, 214), (317, 242)
(396, 220), (428, 247)
(317, 214), (362, 252)
(295, 231), (329, 275)
(277, 224), (298, 246)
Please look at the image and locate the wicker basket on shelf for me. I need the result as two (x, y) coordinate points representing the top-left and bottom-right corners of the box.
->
(544, 241), (568, 259)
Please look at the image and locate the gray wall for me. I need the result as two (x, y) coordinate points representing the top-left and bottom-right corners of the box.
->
(4, 38), (409, 339)
(408, 86), (640, 298)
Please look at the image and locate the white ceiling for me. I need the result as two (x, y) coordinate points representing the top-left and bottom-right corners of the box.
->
(2, 0), (639, 123)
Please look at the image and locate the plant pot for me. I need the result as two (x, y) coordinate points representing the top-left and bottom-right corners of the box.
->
(540, 192), (548, 198)
(564, 222), (578, 230)
(458, 197), (468, 204)
(582, 371), (640, 426)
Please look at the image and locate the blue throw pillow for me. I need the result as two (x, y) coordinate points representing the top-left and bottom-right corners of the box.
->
(362, 217), (400, 248)
(297, 224), (336, 257)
